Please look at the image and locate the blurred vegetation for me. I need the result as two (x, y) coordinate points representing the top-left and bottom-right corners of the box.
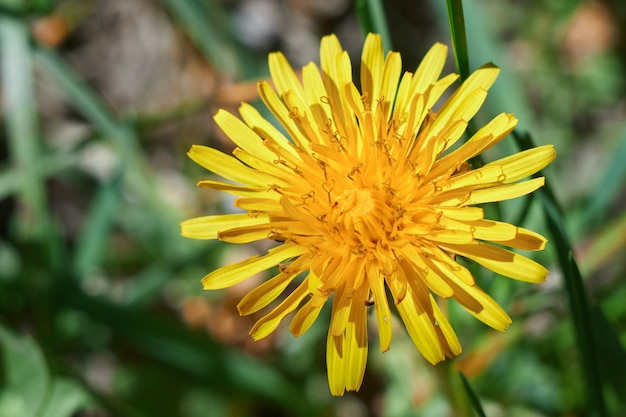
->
(0, 0), (625, 416)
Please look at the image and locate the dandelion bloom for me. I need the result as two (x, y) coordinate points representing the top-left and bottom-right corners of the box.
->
(181, 33), (555, 396)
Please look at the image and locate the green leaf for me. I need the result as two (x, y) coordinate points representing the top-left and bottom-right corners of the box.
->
(445, 0), (470, 81)
(0, 325), (93, 417)
(38, 378), (93, 417)
(0, 325), (50, 417)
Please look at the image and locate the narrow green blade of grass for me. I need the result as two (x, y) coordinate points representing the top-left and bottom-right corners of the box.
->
(159, 0), (239, 73)
(515, 131), (609, 417)
(0, 153), (79, 200)
(34, 46), (133, 279)
(355, 0), (392, 51)
(459, 372), (487, 417)
(591, 305), (626, 407)
(34, 47), (135, 156)
(60, 281), (318, 416)
(72, 169), (122, 279)
(438, 361), (473, 417)
(0, 17), (49, 240)
(445, 0), (470, 81)
(35, 45), (186, 268)
(580, 124), (626, 230)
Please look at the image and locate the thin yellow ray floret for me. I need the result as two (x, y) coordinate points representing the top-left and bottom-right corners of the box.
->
(250, 280), (310, 340)
(202, 243), (307, 290)
(180, 213), (270, 240)
(188, 145), (281, 187)
(367, 263), (392, 352)
(441, 241), (549, 283)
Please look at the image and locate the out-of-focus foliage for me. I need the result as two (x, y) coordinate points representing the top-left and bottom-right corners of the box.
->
(0, 0), (624, 416)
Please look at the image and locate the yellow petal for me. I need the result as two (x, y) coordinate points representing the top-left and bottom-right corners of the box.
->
(398, 244), (454, 298)
(483, 145), (556, 183)
(498, 227), (548, 251)
(464, 287), (512, 331)
(377, 50), (402, 119)
(258, 80), (310, 149)
(202, 243), (307, 290)
(326, 332), (346, 396)
(425, 229), (475, 245)
(197, 179), (266, 198)
(446, 277), (512, 331)
(396, 286), (444, 364)
(330, 283), (352, 336)
(428, 113), (518, 181)
(290, 291), (327, 336)
(430, 296), (462, 356)
(214, 109), (276, 161)
(180, 213), (270, 240)
(268, 52), (304, 101)
(249, 281), (309, 340)
(424, 244), (476, 286)
(344, 286), (368, 391)
(467, 177), (546, 204)
(410, 42), (448, 97)
(438, 217), (518, 241)
(188, 145), (279, 186)
(218, 225), (272, 244)
(441, 241), (549, 283)
(233, 197), (282, 212)
(429, 65), (500, 150)
(432, 177), (546, 206)
(360, 33), (383, 112)
(237, 256), (307, 315)
(302, 61), (332, 142)
(437, 206), (485, 221)
(238, 102), (298, 158)
(366, 263), (392, 352)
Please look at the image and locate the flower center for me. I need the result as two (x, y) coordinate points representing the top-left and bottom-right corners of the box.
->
(329, 187), (394, 248)
(334, 188), (374, 220)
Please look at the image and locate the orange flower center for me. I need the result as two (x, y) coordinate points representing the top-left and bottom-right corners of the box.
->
(327, 186), (398, 251)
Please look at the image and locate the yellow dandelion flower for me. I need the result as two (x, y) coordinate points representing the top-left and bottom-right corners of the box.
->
(181, 33), (555, 396)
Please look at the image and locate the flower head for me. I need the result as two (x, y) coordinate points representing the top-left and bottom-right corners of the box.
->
(181, 33), (555, 396)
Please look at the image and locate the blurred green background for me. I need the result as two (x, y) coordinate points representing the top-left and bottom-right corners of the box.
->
(0, 0), (625, 416)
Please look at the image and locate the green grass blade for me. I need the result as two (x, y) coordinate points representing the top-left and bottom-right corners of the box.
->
(34, 47), (136, 157)
(445, 0), (470, 81)
(0, 17), (50, 240)
(355, 0), (392, 51)
(439, 361), (473, 417)
(580, 124), (626, 230)
(72, 169), (122, 279)
(591, 305), (626, 408)
(459, 372), (487, 417)
(159, 0), (239, 73)
(0, 153), (79, 200)
(34, 45), (185, 269)
(515, 131), (609, 417)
